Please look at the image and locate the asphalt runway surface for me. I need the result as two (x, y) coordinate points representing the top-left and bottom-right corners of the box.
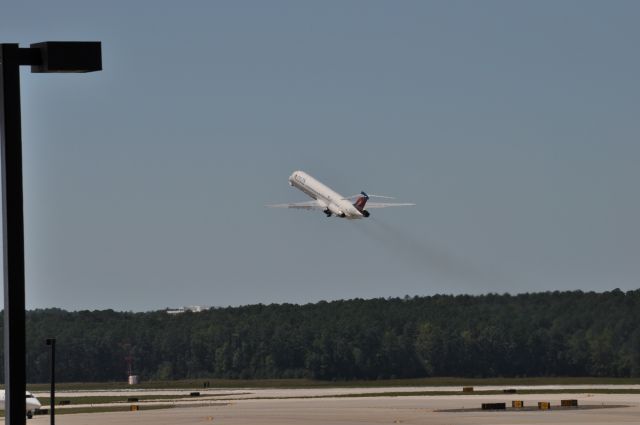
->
(28, 387), (640, 425)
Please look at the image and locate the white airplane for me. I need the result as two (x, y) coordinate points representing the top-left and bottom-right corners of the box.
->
(268, 170), (415, 219)
(0, 390), (42, 419)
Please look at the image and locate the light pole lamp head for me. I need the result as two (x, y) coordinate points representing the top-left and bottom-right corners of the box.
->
(30, 42), (102, 73)
(46, 338), (56, 345)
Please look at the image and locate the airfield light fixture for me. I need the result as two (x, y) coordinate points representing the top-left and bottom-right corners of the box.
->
(1, 41), (101, 425)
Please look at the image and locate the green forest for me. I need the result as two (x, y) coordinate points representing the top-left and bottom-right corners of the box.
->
(4, 289), (640, 383)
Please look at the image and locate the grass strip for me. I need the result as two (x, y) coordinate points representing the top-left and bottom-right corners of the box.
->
(35, 392), (247, 406)
(20, 377), (640, 392)
(36, 394), (199, 405)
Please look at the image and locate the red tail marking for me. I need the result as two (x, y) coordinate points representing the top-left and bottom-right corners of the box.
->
(353, 196), (368, 212)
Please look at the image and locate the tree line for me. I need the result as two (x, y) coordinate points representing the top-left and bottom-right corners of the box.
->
(1, 289), (639, 383)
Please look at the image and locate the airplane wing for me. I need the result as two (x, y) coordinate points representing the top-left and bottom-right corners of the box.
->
(266, 200), (324, 210)
(364, 202), (416, 209)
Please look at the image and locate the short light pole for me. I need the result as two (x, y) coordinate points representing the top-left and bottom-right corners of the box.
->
(45, 338), (56, 425)
(1, 41), (101, 425)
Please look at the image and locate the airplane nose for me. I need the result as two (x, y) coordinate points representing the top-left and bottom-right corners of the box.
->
(30, 396), (42, 409)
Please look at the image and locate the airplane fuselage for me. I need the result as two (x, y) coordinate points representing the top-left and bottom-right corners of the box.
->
(289, 171), (365, 219)
(0, 390), (42, 419)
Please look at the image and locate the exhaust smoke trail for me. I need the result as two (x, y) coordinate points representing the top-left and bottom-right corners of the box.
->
(352, 216), (510, 288)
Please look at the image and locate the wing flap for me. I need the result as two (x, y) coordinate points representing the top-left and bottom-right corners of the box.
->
(266, 200), (323, 210)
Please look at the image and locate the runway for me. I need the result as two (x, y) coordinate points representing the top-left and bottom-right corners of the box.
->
(27, 387), (640, 425)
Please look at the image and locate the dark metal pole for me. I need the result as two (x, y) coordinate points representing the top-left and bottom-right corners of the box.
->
(1, 42), (27, 425)
(46, 339), (55, 425)
(1, 41), (100, 425)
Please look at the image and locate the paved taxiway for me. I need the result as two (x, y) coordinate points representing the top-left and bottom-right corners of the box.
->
(35, 384), (640, 399)
(28, 388), (640, 425)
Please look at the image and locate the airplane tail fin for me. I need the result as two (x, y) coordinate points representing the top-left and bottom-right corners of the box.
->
(353, 191), (369, 212)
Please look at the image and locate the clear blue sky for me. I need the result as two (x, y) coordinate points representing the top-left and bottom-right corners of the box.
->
(1, 1), (639, 311)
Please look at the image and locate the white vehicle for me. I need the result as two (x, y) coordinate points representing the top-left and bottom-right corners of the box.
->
(0, 390), (42, 419)
(268, 170), (414, 219)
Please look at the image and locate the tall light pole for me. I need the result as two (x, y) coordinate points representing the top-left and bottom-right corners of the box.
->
(45, 338), (55, 425)
(1, 41), (101, 425)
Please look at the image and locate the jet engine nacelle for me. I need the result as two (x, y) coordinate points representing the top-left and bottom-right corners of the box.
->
(361, 210), (370, 217)
(327, 204), (346, 217)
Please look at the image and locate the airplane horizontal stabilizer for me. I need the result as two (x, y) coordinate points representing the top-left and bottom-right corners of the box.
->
(364, 202), (416, 209)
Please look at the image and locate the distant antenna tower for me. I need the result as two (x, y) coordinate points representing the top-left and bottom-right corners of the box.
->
(123, 344), (139, 384)
(125, 353), (134, 377)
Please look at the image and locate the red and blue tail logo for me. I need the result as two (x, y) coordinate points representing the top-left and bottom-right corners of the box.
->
(353, 191), (369, 212)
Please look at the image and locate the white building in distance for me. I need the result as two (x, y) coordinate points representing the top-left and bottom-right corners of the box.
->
(166, 305), (210, 315)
